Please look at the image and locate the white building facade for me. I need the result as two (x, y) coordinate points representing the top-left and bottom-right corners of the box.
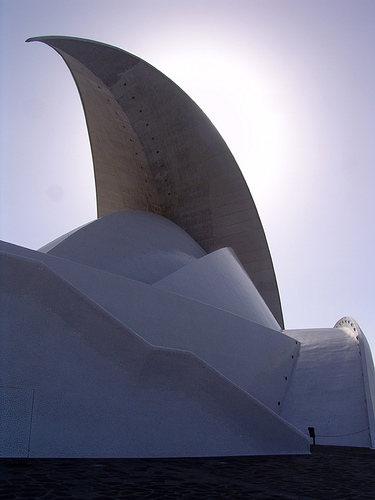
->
(1, 37), (374, 457)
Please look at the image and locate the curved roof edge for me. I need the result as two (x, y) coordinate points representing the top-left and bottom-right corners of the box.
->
(335, 316), (375, 447)
(27, 35), (284, 328)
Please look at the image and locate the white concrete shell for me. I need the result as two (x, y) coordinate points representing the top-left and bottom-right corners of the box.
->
(281, 324), (375, 448)
(0, 217), (308, 457)
(1, 37), (374, 457)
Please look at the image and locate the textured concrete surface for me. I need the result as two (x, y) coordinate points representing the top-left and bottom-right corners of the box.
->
(335, 317), (375, 447)
(26, 35), (284, 328)
(281, 327), (373, 447)
(0, 247), (309, 458)
(1, 210), (375, 455)
(0, 211), (295, 417)
(1, 446), (375, 499)
(2, 36), (374, 461)
(0, 217), (295, 416)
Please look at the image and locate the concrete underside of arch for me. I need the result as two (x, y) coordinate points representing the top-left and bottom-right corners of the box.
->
(26, 36), (283, 328)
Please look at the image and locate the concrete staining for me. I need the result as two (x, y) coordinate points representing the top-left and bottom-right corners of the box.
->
(1, 37), (375, 458)
(26, 35), (283, 328)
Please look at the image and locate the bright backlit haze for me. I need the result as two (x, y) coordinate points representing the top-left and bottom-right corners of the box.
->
(1, 1), (374, 354)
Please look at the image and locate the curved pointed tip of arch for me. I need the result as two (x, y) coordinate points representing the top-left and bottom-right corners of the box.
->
(26, 35), (62, 43)
(28, 35), (284, 328)
(25, 35), (127, 51)
(26, 35), (113, 50)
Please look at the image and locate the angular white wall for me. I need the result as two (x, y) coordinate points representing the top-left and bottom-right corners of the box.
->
(2, 210), (374, 456)
(0, 250), (309, 457)
(281, 327), (374, 447)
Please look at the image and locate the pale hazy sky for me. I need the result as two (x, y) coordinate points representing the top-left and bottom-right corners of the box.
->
(1, 0), (374, 354)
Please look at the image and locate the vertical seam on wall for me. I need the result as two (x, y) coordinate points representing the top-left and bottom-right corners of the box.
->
(357, 334), (372, 447)
(27, 389), (35, 458)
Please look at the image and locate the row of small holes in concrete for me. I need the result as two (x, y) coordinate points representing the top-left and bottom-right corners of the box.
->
(97, 83), (171, 201)
(339, 319), (357, 332)
(121, 85), (161, 154)
(279, 342), (299, 405)
(97, 85), (160, 154)
(278, 374), (290, 406)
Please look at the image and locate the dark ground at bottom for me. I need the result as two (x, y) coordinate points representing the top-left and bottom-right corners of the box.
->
(1, 446), (374, 499)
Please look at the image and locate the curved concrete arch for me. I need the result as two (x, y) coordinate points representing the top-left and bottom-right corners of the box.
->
(27, 36), (283, 328)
